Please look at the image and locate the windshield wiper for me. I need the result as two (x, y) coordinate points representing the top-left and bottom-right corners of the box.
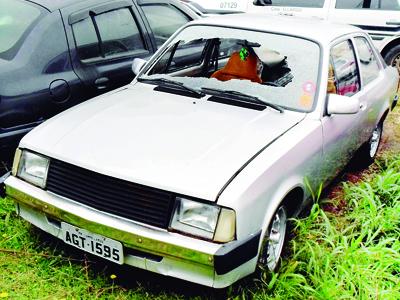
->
(201, 87), (284, 113)
(138, 77), (205, 98)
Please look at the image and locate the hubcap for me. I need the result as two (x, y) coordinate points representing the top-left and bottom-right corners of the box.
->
(265, 206), (287, 271)
(369, 126), (381, 158)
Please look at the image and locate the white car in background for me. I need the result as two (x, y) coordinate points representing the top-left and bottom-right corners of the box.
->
(1, 14), (398, 288)
(249, 0), (400, 71)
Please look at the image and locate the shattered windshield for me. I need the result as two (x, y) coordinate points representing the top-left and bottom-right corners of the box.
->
(139, 25), (321, 112)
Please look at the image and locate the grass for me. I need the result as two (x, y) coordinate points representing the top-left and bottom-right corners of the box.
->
(251, 153), (400, 299)
(0, 108), (399, 299)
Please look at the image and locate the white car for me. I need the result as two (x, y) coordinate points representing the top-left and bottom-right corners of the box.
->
(249, 0), (400, 71)
(1, 14), (398, 288)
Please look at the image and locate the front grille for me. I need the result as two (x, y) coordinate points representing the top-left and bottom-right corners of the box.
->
(46, 159), (175, 228)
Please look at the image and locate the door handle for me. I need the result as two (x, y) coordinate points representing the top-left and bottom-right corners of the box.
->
(94, 77), (110, 90)
(386, 21), (400, 26)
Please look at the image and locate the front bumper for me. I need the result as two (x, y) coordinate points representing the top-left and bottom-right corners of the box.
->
(3, 176), (260, 288)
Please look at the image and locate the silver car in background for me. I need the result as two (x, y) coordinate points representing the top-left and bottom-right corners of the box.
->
(1, 14), (398, 288)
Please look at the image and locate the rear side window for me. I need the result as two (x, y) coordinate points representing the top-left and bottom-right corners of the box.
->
(141, 4), (190, 48)
(264, 0), (325, 8)
(72, 8), (147, 61)
(330, 40), (360, 96)
(0, 0), (41, 59)
(95, 9), (145, 57)
(72, 18), (100, 60)
(354, 37), (380, 85)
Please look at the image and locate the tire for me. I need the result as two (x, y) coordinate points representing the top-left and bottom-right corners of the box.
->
(383, 45), (400, 73)
(258, 205), (288, 272)
(358, 122), (383, 166)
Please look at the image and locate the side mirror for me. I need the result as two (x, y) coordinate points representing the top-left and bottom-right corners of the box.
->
(327, 93), (360, 115)
(132, 58), (147, 75)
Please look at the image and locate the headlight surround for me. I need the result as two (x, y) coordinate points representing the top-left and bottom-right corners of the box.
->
(170, 197), (236, 242)
(17, 150), (50, 188)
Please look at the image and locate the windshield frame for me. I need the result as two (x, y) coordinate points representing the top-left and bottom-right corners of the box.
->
(138, 23), (323, 113)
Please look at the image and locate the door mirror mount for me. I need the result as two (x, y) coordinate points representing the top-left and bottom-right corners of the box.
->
(327, 93), (360, 115)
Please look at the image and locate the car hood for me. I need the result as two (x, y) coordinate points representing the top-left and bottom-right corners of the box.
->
(21, 83), (305, 201)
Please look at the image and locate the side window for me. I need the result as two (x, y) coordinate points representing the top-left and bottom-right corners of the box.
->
(354, 37), (380, 85)
(72, 8), (146, 61)
(370, 0), (400, 10)
(72, 18), (100, 60)
(330, 40), (360, 96)
(95, 8), (145, 57)
(335, 0), (370, 9)
(141, 4), (190, 49)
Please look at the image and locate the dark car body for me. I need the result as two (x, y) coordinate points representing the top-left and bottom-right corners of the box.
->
(0, 0), (198, 154)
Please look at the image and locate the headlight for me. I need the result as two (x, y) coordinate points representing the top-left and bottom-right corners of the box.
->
(170, 197), (236, 242)
(17, 150), (50, 188)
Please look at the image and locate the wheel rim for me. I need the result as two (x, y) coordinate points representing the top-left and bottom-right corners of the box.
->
(265, 206), (287, 271)
(391, 53), (400, 73)
(369, 125), (381, 158)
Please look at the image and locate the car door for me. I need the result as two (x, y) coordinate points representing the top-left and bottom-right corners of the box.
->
(352, 35), (387, 137)
(61, 0), (154, 98)
(137, 0), (197, 50)
(249, 0), (331, 19)
(329, 0), (400, 48)
(321, 37), (366, 182)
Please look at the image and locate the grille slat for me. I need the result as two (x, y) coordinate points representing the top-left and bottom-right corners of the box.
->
(46, 181), (169, 220)
(46, 159), (175, 228)
(46, 174), (171, 211)
(49, 164), (171, 201)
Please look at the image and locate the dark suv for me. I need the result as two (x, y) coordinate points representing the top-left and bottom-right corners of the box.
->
(0, 0), (198, 163)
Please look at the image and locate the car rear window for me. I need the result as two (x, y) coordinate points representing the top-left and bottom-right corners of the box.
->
(0, 0), (42, 59)
(266, 0), (325, 8)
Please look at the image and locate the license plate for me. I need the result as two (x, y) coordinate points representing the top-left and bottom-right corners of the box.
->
(61, 222), (123, 264)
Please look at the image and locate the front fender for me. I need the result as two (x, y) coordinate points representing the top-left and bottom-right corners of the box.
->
(217, 118), (323, 241)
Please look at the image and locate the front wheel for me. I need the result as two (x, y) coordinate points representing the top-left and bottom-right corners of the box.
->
(384, 45), (400, 73)
(258, 205), (288, 271)
(358, 123), (383, 166)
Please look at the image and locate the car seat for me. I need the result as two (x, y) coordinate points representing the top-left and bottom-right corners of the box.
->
(211, 51), (262, 83)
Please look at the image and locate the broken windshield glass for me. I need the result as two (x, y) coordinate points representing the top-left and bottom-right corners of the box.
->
(139, 25), (320, 112)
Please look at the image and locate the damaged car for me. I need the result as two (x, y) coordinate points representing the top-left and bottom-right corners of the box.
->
(1, 14), (398, 288)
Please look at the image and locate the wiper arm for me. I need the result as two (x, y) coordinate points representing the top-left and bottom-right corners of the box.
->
(201, 87), (284, 113)
(138, 77), (205, 97)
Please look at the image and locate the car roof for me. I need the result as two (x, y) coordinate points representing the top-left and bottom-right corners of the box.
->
(188, 13), (363, 45)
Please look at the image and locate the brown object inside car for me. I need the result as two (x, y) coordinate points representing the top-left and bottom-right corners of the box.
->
(211, 51), (262, 83)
